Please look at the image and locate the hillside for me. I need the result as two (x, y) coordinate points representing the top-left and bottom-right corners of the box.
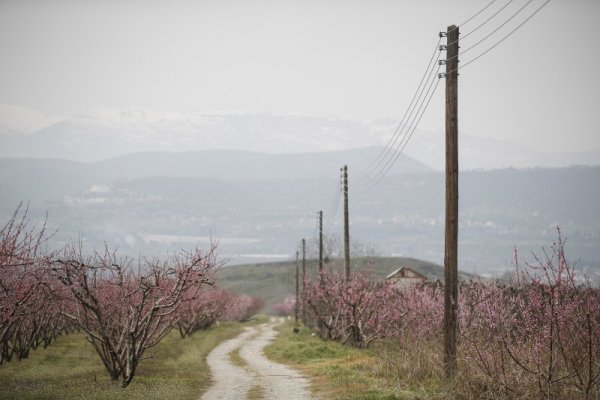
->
(216, 256), (475, 311)
(0, 146), (430, 190)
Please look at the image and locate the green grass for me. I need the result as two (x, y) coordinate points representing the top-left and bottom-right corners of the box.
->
(217, 256), (462, 312)
(264, 321), (442, 400)
(228, 346), (246, 368)
(217, 260), (298, 311)
(0, 320), (252, 400)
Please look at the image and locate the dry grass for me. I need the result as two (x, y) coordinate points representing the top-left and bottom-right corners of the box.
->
(264, 322), (579, 400)
(247, 384), (265, 400)
(370, 337), (444, 395)
(265, 321), (441, 399)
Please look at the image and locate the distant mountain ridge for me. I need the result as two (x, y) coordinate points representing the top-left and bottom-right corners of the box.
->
(0, 104), (63, 136)
(0, 147), (431, 192)
(0, 105), (598, 170)
(0, 108), (384, 162)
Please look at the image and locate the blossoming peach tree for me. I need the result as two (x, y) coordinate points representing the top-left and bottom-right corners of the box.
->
(51, 241), (220, 387)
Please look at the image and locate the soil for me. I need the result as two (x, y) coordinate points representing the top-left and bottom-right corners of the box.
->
(201, 318), (313, 400)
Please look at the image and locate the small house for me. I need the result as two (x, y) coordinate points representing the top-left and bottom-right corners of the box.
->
(386, 266), (427, 289)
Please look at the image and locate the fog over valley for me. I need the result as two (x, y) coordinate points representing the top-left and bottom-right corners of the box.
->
(1, 126), (598, 280)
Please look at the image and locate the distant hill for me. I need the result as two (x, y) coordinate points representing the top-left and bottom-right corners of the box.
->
(93, 146), (433, 181)
(216, 257), (475, 311)
(0, 147), (431, 195)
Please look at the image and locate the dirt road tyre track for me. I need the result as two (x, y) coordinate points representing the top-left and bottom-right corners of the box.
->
(201, 319), (313, 400)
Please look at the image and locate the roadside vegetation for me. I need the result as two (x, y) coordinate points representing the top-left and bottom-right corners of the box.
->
(216, 254), (463, 311)
(266, 321), (441, 399)
(267, 230), (600, 400)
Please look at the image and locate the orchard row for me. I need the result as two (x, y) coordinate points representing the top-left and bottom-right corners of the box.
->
(296, 230), (600, 399)
(0, 206), (261, 387)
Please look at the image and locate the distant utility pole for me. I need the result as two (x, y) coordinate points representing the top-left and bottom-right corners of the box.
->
(442, 24), (459, 379)
(295, 249), (299, 326)
(301, 238), (306, 322)
(342, 165), (351, 280)
(318, 210), (324, 274)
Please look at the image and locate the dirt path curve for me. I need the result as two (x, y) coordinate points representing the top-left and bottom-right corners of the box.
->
(201, 327), (256, 400)
(201, 318), (313, 400)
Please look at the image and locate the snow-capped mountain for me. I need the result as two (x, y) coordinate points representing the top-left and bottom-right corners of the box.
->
(0, 104), (64, 136)
(0, 107), (388, 161)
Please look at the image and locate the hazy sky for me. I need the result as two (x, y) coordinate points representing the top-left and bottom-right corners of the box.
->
(1, 0), (598, 153)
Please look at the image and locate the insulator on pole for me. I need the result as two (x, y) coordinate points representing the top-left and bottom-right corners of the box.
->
(438, 73), (447, 79)
(439, 60), (447, 65)
(439, 45), (447, 51)
(439, 32), (448, 38)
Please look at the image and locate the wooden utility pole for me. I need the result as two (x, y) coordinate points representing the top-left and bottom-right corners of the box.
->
(301, 238), (306, 322)
(295, 250), (299, 326)
(443, 24), (459, 379)
(342, 165), (350, 280)
(318, 210), (324, 273)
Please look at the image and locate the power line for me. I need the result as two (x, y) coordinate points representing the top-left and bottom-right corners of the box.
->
(366, 75), (442, 190)
(447, 0), (551, 75)
(460, 0), (537, 56)
(361, 48), (442, 183)
(364, 66), (443, 190)
(457, 0), (500, 27)
(361, 37), (441, 181)
(460, 0), (516, 42)
(361, 0), (512, 185)
(447, 0), (511, 46)
(359, 0), (550, 190)
(325, 174), (343, 228)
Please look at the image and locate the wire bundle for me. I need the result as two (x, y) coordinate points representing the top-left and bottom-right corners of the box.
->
(359, 0), (552, 189)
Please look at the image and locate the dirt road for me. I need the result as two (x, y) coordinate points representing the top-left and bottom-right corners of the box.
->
(201, 319), (313, 400)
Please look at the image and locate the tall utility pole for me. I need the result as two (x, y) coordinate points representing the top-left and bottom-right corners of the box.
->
(318, 210), (324, 273)
(443, 24), (459, 379)
(342, 165), (350, 280)
(295, 250), (299, 326)
(301, 238), (306, 322)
